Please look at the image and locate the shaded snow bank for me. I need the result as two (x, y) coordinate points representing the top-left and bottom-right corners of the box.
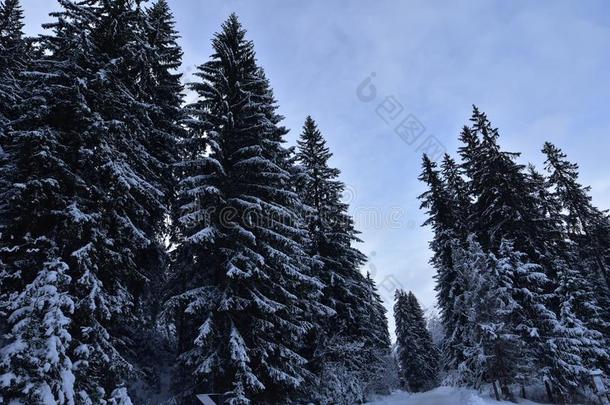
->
(367, 386), (552, 405)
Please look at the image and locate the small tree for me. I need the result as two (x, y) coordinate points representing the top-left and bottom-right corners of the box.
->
(394, 290), (439, 392)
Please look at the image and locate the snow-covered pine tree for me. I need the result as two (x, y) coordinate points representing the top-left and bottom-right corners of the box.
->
(528, 164), (610, 339)
(61, 1), (174, 400)
(0, 1), (94, 400)
(459, 107), (545, 257)
(361, 272), (393, 396)
(122, 1), (186, 399)
(541, 255), (610, 402)
(454, 108), (601, 397)
(418, 154), (464, 371)
(451, 237), (535, 400)
(459, 112), (549, 260)
(0, 257), (75, 404)
(165, 14), (330, 404)
(440, 153), (470, 240)
(543, 142), (610, 292)
(484, 240), (537, 399)
(140, 0), (184, 182)
(449, 237), (520, 396)
(0, 0), (27, 338)
(1, 1), (181, 401)
(540, 143), (610, 385)
(0, 0), (26, 125)
(394, 290), (439, 392)
(294, 116), (390, 401)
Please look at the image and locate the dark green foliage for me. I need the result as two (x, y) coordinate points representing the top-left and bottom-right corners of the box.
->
(420, 106), (610, 402)
(418, 154), (463, 370)
(294, 116), (391, 401)
(0, 1), (181, 402)
(165, 15), (331, 404)
(394, 290), (439, 392)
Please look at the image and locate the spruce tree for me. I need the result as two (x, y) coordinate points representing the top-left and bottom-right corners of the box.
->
(457, 108), (563, 364)
(541, 256), (610, 402)
(361, 272), (393, 396)
(540, 143), (610, 387)
(394, 290), (439, 392)
(440, 153), (470, 239)
(0, 259), (75, 404)
(166, 15), (329, 404)
(0, 0), (94, 398)
(448, 237), (487, 388)
(1, 1), (180, 401)
(141, 0), (184, 178)
(459, 107), (544, 257)
(442, 109), (607, 400)
(528, 164), (610, 340)
(295, 116), (390, 401)
(543, 142), (610, 291)
(418, 154), (463, 371)
(129, 1), (186, 399)
(451, 238), (532, 399)
(0, 0), (26, 125)
(0, 0), (26, 338)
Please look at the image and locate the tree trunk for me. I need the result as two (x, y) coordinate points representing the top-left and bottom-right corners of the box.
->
(544, 380), (554, 403)
(492, 380), (501, 401)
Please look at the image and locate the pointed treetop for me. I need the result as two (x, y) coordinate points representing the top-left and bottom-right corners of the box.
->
(151, 0), (169, 9)
(543, 142), (581, 179)
(419, 154), (442, 190)
(148, 0), (174, 25)
(207, 12), (255, 73)
(298, 116), (334, 165)
(220, 12), (246, 40)
(0, 0), (24, 48)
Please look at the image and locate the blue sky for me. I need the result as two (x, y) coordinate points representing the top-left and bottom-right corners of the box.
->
(21, 0), (610, 337)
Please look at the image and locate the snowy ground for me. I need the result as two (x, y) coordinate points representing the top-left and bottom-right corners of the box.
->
(367, 386), (549, 405)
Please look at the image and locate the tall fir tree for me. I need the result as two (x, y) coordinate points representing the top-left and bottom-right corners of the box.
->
(440, 153), (470, 240)
(0, 0), (26, 125)
(541, 143), (610, 385)
(528, 164), (610, 340)
(0, 1), (100, 401)
(418, 154), (464, 371)
(1, 0), (181, 402)
(543, 142), (610, 291)
(542, 256), (610, 402)
(455, 109), (566, 380)
(450, 238), (533, 399)
(425, 108), (610, 401)
(165, 15), (330, 404)
(0, 0), (26, 337)
(361, 272), (393, 396)
(131, 1), (187, 400)
(458, 107), (545, 258)
(295, 116), (390, 402)
(394, 290), (439, 392)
